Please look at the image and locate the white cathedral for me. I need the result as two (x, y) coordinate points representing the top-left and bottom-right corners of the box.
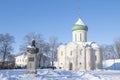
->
(57, 17), (102, 70)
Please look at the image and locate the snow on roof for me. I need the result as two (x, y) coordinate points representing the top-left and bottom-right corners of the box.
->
(58, 41), (99, 48)
(75, 18), (85, 26)
(103, 59), (120, 70)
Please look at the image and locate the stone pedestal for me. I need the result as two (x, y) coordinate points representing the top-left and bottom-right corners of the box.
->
(26, 53), (37, 74)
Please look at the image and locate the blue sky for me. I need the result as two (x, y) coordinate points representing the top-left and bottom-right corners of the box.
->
(0, 0), (120, 54)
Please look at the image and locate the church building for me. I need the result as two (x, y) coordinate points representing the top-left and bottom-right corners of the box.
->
(57, 17), (102, 70)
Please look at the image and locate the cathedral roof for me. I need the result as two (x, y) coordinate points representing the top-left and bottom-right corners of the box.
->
(75, 18), (85, 25)
(72, 18), (88, 31)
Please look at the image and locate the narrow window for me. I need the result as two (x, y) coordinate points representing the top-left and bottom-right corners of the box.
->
(80, 62), (82, 65)
(75, 34), (77, 41)
(95, 55), (97, 60)
(80, 33), (82, 41)
(59, 67), (62, 69)
(61, 51), (63, 56)
(69, 63), (73, 70)
(70, 51), (72, 56)
(80, 50), (82, 55)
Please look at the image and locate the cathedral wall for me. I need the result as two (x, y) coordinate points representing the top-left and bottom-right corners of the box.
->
(86, 47), (95, 70)
(72, 30), (87, 42)
(95, 47), (103, 69)
(77, 47), (86, 70)
(65, 43), (77, 70)
(57, 46), (66, 69)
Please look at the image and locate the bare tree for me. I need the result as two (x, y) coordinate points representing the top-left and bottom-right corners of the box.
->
(114, 38), (120, 58)
(0, 33), (15, 66)
(101, 44), (117, 60)
(19, 32), (50, 68)
(19, 32), (49, 53)
(49, 36), (59, 66)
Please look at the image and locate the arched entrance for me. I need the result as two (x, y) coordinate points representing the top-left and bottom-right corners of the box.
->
(69, 62), (73, 70)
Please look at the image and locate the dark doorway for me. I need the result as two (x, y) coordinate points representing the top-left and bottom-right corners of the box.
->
(69, 62), (73, 70)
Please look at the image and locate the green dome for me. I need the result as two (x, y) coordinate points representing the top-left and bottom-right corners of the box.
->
(72, 18), (88, 31)
(72, 24), (88, 31)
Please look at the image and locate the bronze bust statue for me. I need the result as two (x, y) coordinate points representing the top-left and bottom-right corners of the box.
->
(31, 39), (35, 47)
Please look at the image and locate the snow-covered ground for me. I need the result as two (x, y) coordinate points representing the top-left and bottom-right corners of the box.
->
(103, 59), (120, 70)
(0, 69), (120, 80)
(0, 59), (120, 80)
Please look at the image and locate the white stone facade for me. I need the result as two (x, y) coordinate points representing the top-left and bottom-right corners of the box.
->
(72, 30), (87, 42)
(15, 54), (27, 68)
(15, 53), (50, 68)
(57, 18), (102, 70)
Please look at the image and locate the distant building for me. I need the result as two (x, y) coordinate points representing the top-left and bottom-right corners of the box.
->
(15, 53), (50, 68)
(57, 17), (102, 70)
(37, 53), (50, 68)
(0, 55), (15, 69)
(15, 53), (27, 68)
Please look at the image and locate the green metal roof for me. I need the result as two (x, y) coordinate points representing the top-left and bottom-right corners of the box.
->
(72, 24), (88, 31)
(72, 18), (88, 31)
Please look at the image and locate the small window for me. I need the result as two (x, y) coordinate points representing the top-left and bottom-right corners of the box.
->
(80, 33), (82, 41)
(59, 67), (62, 69)
(70, 51), (72, 56)
(75, 34), (77, 41)
(95, 55), (97, 60)
(61, 51), (63, 56)
(80, 50), (82, 55)
(80, 62), (82, 65)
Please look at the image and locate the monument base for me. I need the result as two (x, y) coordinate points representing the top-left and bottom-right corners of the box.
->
(26, 53), (37, 74)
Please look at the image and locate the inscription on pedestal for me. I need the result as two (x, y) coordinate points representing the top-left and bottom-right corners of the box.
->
(28, 57), (34, 61)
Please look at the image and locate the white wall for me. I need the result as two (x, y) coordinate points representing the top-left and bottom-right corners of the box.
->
(15, 54), (27, 67)
(57, 45), (66, 69)
(72, 30), (87, 42)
